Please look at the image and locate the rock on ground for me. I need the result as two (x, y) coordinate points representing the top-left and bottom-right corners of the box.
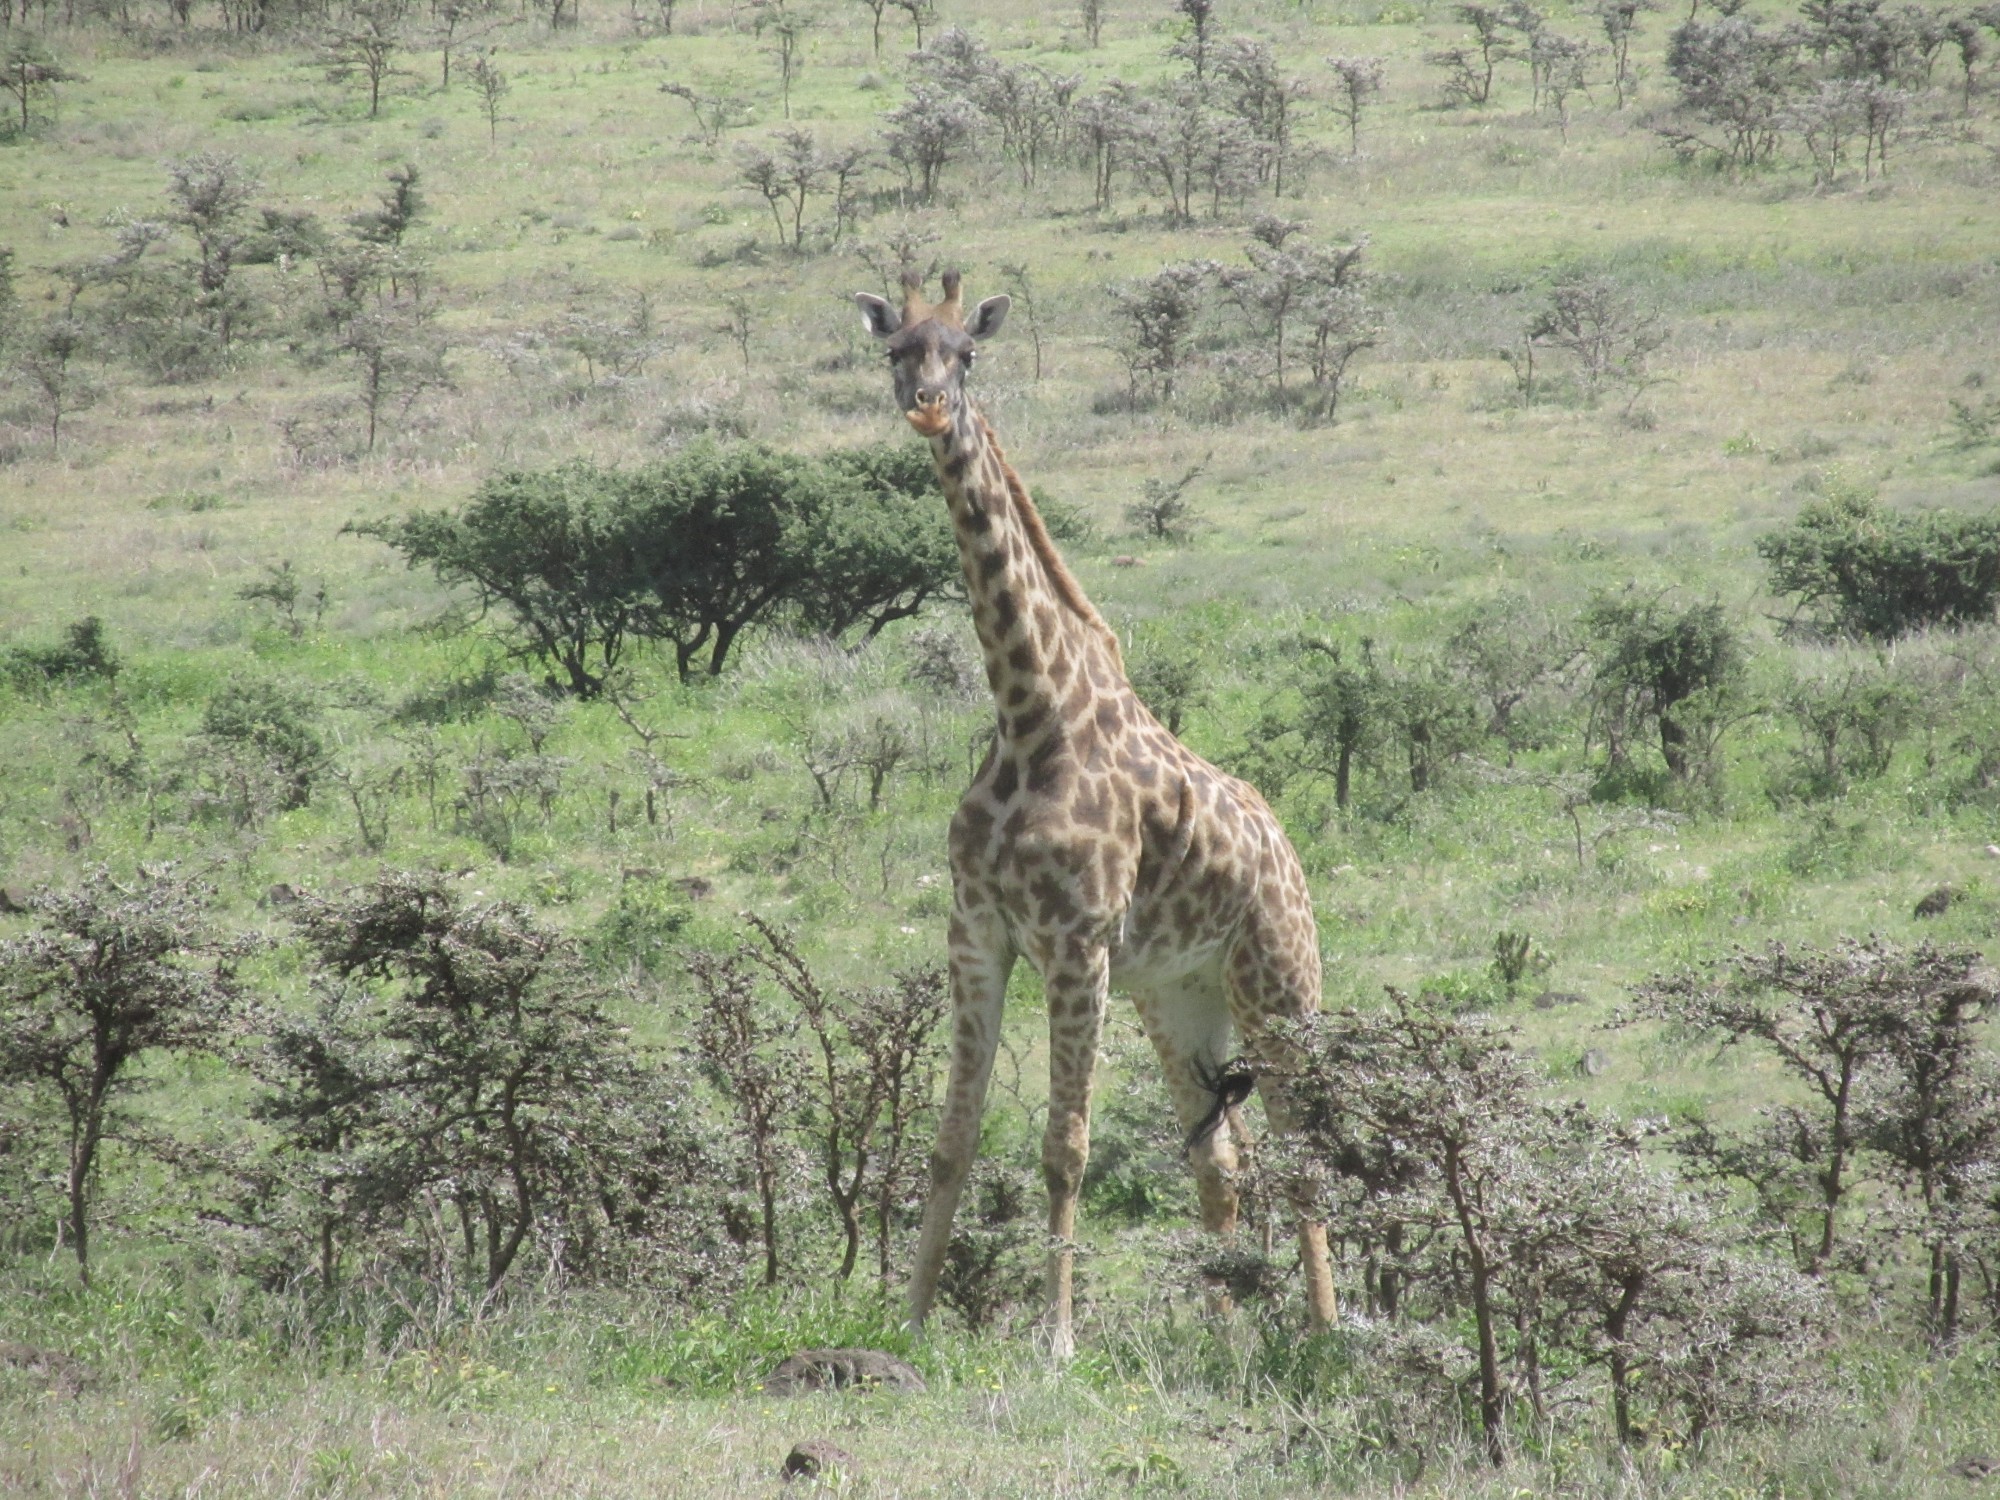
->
(761, 1349), (926, 1397)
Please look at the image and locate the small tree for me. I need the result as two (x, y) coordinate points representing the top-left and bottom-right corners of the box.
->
(891, 0), (936, 49)
(1124, 455), (1209, 542)
(199, 676), (328, 810)
(350, 163), (426, 248)
(1597, 0), (1654, 107)
(1128, 643), (1210, 734)
(1326, 55), (1386, 153)
(1428, 2), (1516, 105)
(1584, 590), (1744, 783)
(1659, 16), (1800, 169)
(0, 35), (83, 134)
(997, 260), (1046, 379)
(1525, 272), (1665, 407)
(660, 78), (746, 147)
(1444, 592), (1574, 749)
(1531, 32), (1594, 140)
(1857, 947), (2000, 1340)
(470, 52), (510, 143)
(0, 869), (245, 1284)
(166, 152), (260, 356)
(319, 0), (411, 120)
(1212, 37), (1307, 196)
(1170, 0), (1217, 80)
(881, 83), (980, 204)
(686, 945), (804, 1286)
(752, 0), (813, 120)
(1776, 653), (1914, 798)
(857, 0), (891, 55)
(738, 917), (947, 1281)
(1263, 635), (1385, 811)
(738, 128), (827, 250)
(339, 304), (451, 452)
(13, 314), (98, 448)
(264, 874), (711, 1294)
(430, 0), (508, 90)
(1112, 260), (1214, 403)
(1634, 940), (1917, 1273)
(1122, 82), (1215, 225)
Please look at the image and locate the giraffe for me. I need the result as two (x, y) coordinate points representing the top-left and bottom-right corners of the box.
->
(853, 269), (1339, 1357)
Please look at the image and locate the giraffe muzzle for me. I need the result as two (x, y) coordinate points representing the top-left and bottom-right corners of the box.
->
(905, 390), (951, 437)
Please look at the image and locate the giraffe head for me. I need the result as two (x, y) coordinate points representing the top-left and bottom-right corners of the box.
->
(853, 269), (1010, 437)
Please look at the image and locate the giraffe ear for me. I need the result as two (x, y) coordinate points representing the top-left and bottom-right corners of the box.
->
(853, 292), (902, 338)
(967, 294), (1011, 340)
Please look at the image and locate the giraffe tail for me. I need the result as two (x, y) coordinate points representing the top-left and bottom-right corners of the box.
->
(1184, 1055), (1257, 1152)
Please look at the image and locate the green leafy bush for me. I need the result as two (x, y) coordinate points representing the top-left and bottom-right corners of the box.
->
(199, 678), (326, 810)
(3, 616), (120, 688)
(590, 878), (695, 972)
(1758, 493), (2000, 640)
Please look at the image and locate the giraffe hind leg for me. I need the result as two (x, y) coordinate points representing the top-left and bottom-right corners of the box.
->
(1133, 966), (1241, 1239)
(1224, 902), (1340, 1330)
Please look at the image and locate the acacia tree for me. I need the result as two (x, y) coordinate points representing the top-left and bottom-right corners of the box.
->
(882, 84), (980, 204)
(1583, 590), (1743, 782)
(339, 303), (451, 452)
(1, 36), (83, 134)
(365, 441), (960, 692)
(257, 874), (717, 1294)
(165, 153), (260, 355)
(1112, 260), (1214, 402)
(1266, 993), (1833, 1461)
(355, 461), (650, 697)
(686, 945), (802, 1286)
(1598, 0), (1653, 107)
(1525, 272), (1665, 406)
(320, 0), (411, 120)
(13, 314), (98, 448)
(1756, 492), (2000, 640)
(470, 53), (509, 142)
(1325, 55), (1386, 153)
(738, 128), (828, 250)
(1427, 2), (1516, 104)
(1659, 15), (1800, 168)
(1633, 941), (1924, 1273)
(738, 918), (946, 1281)
(0, 868), (246, 1284)
(1853, 946), (2000, 1339)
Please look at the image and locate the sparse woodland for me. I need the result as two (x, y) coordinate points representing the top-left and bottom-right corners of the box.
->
(2, 0), (2000, 1490)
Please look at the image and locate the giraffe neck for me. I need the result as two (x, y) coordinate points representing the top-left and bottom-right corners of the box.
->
(928, 403), (1125, 741)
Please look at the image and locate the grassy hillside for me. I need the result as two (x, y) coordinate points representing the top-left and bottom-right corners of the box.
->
(3, 0), (2000, 1490)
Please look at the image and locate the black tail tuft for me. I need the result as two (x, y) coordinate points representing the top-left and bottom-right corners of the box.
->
(1185, 1056), (1256, 1152)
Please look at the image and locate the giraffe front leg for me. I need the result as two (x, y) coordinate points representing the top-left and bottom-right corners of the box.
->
(907, 910), (1014, 1334)
(1040, 938), (1111, 1361)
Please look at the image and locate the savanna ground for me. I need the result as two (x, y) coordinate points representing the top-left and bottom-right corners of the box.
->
(3, 0), (2000, 1489)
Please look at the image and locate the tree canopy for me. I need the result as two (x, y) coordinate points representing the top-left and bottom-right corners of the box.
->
(359, 438), (959, 692)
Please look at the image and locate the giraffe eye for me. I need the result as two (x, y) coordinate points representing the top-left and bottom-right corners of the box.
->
(965, 349), (977, 364)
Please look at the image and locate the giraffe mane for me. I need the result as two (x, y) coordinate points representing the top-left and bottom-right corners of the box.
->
(977, 413), (1124, 671)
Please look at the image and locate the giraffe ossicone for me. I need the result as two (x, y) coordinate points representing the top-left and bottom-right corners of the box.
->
(854, 269), (1339, 1358)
